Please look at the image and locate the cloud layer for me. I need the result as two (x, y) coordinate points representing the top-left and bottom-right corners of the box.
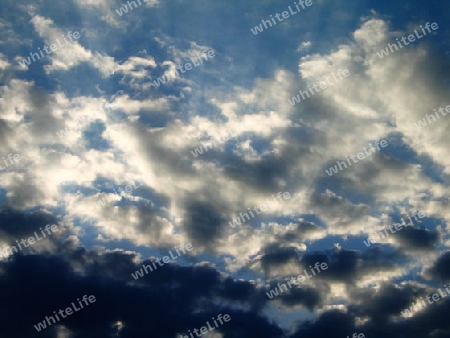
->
(0, 0), (449, 336)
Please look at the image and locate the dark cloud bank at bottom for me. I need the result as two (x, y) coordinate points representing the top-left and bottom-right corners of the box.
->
(0, 210), (450, 337)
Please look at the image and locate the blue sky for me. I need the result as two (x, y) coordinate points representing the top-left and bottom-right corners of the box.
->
(0, 0), (450, 337)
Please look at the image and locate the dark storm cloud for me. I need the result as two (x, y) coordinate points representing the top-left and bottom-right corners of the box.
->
(299, 247), (405, 284)
(289, 285), (450, 338)
(257, 245), (405, 285)
(0, 242), (285, 338)
(393, 226), (440, 251)
(426, 251), (450, 282)
(0, 207), (61, 244)
(351, 283), (418, 321)
(290, 310), (356, 338)
(277, 285), (323, 310)
(357, 285), (450, 338)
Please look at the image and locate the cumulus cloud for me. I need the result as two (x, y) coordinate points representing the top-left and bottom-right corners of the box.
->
(0, 0), (449, 336)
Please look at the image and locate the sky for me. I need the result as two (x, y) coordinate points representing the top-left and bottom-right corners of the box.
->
(0, 0), (450, 337)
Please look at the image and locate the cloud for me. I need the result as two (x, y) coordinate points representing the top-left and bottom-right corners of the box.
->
(0, 0), (449, 335)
